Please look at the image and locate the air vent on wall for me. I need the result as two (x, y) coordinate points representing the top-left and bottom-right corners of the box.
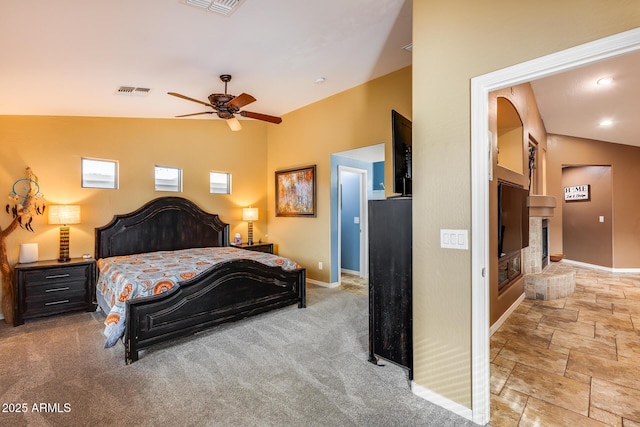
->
(184, 0), (245, 16)
(116, 86), (151, 97)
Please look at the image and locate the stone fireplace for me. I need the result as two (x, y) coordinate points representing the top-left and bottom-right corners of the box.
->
(523, 195), (555, 273)
(523, 195), (576, 300)
(523, 217), (550, 274)
(523, 216), (547, 275)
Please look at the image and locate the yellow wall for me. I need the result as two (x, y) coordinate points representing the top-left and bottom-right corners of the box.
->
(0, 115), (269, 278)
(0, 67), (412, 313)
(413, 0), (640, 409)
(267, 66), (412, 283)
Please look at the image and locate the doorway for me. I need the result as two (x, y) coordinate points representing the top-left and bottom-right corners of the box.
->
(330, 143), (385, 286)
(470, 28), (640, 423)
(562, 165), (613, 267)
(339, 166), (367, 278)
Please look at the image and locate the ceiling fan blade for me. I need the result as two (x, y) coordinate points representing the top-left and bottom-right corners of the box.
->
(175, 112), (214, 117)
(168, 92), (215, 108)
(226, 93), (256, 109)
(239, 110), (282, 124)
(226, 117), (242, 131)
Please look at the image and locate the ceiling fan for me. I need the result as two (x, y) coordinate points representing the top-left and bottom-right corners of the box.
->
(168, 74), (282, 131)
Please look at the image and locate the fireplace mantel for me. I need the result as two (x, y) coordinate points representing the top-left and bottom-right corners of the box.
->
(527, 194), (556, 217)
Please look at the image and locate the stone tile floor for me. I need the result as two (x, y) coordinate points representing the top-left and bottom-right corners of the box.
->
(340, 272), (367, 296)
(490, 265), (640, 426)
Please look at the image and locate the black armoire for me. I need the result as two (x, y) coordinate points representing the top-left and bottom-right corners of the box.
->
(368, 197), (412, 378)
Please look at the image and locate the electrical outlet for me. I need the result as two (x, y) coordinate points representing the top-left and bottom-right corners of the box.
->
(318, 261), (323, 270)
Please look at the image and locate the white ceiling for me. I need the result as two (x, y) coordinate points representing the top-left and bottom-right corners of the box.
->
(335, 143), (385, 163)
(0, 0), (412, 121)
(1, 1), (637, 150)
(530, 49), (640, 148)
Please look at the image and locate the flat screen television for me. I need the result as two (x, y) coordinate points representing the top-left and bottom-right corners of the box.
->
(392, 110), (412, 196)
(498, 182), (529, 257)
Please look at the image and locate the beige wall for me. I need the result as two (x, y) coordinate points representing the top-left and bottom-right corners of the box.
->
(267, 66), (412, 283)
(413, 0), (640, 409)
(547, 134), (640, 268)
(561, 166), (613, 267)
(0, 115), (269, 280)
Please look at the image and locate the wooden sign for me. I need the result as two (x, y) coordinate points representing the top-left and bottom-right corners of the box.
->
(564, 184), (590, 201)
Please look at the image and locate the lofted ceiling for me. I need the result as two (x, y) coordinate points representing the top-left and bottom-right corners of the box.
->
(0, 0), (412, 122)
(530, 49), (640, 148)
(1, 1), (637, 149)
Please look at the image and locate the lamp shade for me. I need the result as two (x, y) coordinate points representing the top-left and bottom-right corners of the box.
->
(242, 207), (258, 221)
(19, 243), (38, 263)
(48, 205), (81, 225)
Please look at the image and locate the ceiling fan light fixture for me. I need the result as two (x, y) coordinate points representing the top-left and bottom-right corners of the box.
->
(226, 117), (242, 131)
(169, 73), (282, 129)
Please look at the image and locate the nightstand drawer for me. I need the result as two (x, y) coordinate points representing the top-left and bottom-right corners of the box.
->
(24, 277), (88, 298)
(22, 264), (90, 285)
(23, 287), (88, 318)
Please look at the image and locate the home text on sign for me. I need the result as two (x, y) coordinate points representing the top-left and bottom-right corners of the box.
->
(564, 185), (590, 201)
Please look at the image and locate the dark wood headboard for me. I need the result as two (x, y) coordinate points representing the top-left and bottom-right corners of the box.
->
(95, 197), (230, 259)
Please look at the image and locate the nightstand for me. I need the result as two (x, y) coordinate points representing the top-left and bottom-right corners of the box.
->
(231, 242), (274, 254)
(13, 257), (97, 326)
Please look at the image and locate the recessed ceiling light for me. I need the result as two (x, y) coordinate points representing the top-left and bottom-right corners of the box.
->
(596, 77), (613, 86)
(314, 77), (326, 84)
(599, 119), (613, 127)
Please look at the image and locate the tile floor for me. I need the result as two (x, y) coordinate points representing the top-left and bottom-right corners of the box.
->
(490, 265), (640, 426)
(340, 272), (368, 296)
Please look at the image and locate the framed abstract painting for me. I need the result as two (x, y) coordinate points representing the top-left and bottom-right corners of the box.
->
(275, 165), (316, 217)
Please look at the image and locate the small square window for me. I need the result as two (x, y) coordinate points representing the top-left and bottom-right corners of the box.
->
(155, 166), (182, 192)
(210, 171), (231, 194)
(82, 158), (118, 189)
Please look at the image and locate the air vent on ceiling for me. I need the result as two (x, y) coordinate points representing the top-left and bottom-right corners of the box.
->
(184, 0), (245, 16)
(116, 86), (151, 97)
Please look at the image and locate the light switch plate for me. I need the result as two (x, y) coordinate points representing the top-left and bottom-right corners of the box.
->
(440, 229), (469, 250)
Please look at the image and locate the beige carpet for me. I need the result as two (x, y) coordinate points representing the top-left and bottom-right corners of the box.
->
(0, 284), (474, 427)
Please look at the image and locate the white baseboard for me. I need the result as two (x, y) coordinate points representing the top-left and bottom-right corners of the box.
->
(340, 268), (361, 276)
(411, 381), (474, 423)
(562, 259), (640, 274)
(306, 278), (340, 288)
(490, 293), (525, 336)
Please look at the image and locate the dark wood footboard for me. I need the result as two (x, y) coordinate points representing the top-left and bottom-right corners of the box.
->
(125, 259), (305, 364)
(95, 197), (306, 364)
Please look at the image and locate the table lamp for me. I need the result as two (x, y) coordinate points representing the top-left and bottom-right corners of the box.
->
(242, 207), (258, 245)
(48, 205), (81, 262)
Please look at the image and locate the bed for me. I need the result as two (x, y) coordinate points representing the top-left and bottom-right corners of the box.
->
(95, 196), (306, 364)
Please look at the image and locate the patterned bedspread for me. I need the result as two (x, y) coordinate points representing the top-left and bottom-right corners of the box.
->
(97, 246), (300, 347)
